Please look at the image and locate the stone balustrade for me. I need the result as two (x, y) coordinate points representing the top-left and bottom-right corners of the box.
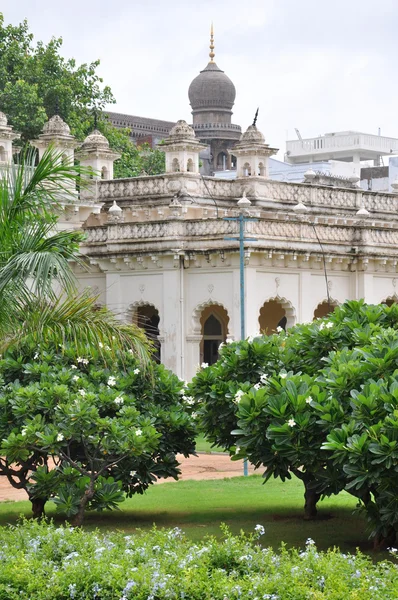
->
(95, 173), (398, 217)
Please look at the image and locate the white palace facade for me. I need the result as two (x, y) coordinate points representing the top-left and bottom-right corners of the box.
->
(2, 37), (398, 380)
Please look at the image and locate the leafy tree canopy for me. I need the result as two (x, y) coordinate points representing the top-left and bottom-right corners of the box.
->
(0, 13), (166, 178)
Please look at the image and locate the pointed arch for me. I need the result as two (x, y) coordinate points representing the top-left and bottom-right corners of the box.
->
(312, 298), (340, 320)
(191, 300), (230, 336)
(382, 294), (398, 307)
(258, 296), (296, 334)
(126, 301), (162, 362)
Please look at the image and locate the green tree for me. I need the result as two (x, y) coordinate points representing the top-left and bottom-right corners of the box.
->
(0, 13), (166, 179)
(0, 341), (195, 525)
(0, 13), (114, 143)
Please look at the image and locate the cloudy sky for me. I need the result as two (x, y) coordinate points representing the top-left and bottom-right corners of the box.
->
(2, 0), (398, 158)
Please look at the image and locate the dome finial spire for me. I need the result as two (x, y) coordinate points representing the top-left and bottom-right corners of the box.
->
(209, 23), (215, 62)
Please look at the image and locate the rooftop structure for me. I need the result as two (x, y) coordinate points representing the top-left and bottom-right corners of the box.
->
(285, 131), (398, 167)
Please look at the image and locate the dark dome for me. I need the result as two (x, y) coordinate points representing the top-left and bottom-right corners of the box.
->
(188, 62), (236, 111)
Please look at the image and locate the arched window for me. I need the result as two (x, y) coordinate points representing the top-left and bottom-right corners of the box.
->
(101, 166), (109, 179)
(243, 162), (251, 176)
(133, 305), (161, 362)
(187, 158), (194, 172)
(259, 300), (286, 335)
(0, 146), (6, 162)
(200, 305), (229, 365)
(172, 158), (180, 172)
(258, 162), (265, 176)
(230, 154), (237, 169)
(217, 151), (227, 170)
(313, 301), (338, 320)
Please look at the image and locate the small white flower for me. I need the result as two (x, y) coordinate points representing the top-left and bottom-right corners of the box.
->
(288, 418), (296, 427)
(21, 427), (27, 436)
(201, 362), (209, 369)
(191, 412), (198, 419)
(255, 524), (265, 536)
(326, 322), (334, 329)
(98, 342), (104, 349)
(253, 383), (261, 390)
(184, 396), (195, 405)
(33, 352), (39, 360)
(130, 471), (137, 478)
(133, 368), (140, 375)
(306, 537), (315, 546)
(79, 389), (86, 397)
(234, 389), (245, 403)
(276, 326), (283, 333)
(71, 365), (77, 370)
(77, 357), (83, 363)
(235, 446), (240, 454)
(226, 338), (234, 344)
(108, 376), (116, 387)
(280, 373), (287, 379)
(260, 373), (268, 384)
(72, 375), (79, 382)
(82, 358), (89, 365)
(135, 429), (142, 436)
(57, 433), (64, 442)
(319, 322), (325, 331)
(114, 396), (124, 406)
(306, 396), (313, 404)
(389, 547), (398, 555)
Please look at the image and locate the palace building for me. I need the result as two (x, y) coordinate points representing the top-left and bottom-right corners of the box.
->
(2, 33), (398, 381)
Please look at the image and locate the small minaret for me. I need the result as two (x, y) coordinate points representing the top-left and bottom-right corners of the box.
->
(31, 114), (79, 163)
(0, 111), (21, 164)
(75, 129), (121, 180)
(160, 120), (207, 174)
(233, 111), (278, 178)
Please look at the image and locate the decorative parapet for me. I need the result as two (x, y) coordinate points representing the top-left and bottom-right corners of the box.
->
(95, 173), (398, 216)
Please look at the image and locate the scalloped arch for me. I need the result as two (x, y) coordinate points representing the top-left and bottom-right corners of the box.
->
(191, 300), (231, 336)
(258, 295), (296, 330)
(382, 294), (398, 306)
(125, 300), (163, 333)
(312, 297), (340, 318)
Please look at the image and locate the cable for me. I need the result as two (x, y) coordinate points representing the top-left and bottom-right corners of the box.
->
(200, 174), (219, 218)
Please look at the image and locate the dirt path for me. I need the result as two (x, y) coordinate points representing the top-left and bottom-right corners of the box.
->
(0, 454), (258, 503)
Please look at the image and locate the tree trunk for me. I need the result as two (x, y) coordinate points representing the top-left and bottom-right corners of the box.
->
(373, 527), (396, 551)
(304, 485), (321, 520)
(71, 484), (95, 527)
(30, 497), (47, 519)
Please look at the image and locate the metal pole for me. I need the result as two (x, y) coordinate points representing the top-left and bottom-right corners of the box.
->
(239, 212), (249, 477)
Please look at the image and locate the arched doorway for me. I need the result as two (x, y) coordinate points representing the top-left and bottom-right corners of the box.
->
(200, 305), (229, 365)
(313, 300), (338, 320)
(133, 304), (161, 362)
(258, 298), (295, 335)
(383, 296), (398, 307)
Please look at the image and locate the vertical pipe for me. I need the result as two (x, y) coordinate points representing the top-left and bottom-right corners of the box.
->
(239, 213), (249, 477)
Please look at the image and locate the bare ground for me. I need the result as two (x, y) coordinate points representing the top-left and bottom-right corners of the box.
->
(0, 454), (258, 503)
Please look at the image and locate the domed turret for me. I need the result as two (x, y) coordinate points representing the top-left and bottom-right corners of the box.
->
(187, 25), (241, 175)
(168, 120), (196, 141)
(188, 63), (236, 113)
(233, 119), (278, 179)
(0, 111), (8, 127)
(0, 109), (20, 164)
(42, 114), (71, 137)
(80, 129), (110, 150)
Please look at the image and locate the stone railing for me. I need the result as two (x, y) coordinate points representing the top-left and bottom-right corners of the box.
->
(286, 132), (398, 157)
(95, 173), (398, 216)
(83, 213), (398, 255)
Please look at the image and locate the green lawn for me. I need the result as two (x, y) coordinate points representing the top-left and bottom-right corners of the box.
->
(195, 433), (224, 453)
(0, 474), (375, 555)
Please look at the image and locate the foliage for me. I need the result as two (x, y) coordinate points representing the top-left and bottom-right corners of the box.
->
(189, 301), (398, 544)
(0, 13), (166, 179)
(0, 13), (114, 142)
(0, 341), (196, 525)
(0, 147), (149, 359)
(0, 520), (397, 599)
(99, 120), (165, 179)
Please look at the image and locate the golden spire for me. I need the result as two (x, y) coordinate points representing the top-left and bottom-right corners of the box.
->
(209, 23), (215, 62)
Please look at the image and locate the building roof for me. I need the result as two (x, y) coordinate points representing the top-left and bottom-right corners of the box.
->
(106, 111), (175, 137)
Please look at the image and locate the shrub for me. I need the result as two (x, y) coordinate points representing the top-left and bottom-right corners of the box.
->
(0, 342), (196, 525)
(0, 520), (396, 599)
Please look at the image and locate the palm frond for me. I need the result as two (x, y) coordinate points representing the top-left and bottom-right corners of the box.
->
(0, 292), (151, 367)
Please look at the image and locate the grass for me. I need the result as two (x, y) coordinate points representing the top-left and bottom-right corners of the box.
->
(195, 433), (224, 453)
(0, 474), (376, 556)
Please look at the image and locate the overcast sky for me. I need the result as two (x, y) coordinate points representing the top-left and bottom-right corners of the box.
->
(2, 0), (398, 159)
